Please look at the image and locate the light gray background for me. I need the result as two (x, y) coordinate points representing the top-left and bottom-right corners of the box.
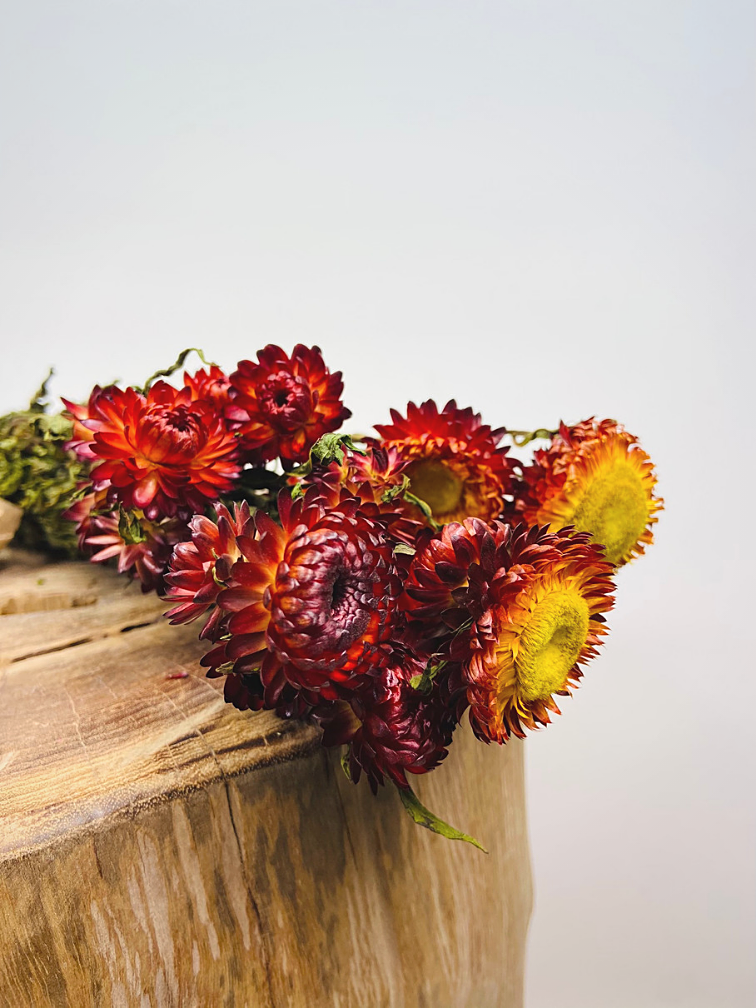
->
(1, 3), (754, 1006)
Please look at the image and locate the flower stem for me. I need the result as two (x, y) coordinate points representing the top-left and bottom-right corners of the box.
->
(506, 428), (556, 447)
(140, 348), (218, 392)
(396, 783), (488, 852)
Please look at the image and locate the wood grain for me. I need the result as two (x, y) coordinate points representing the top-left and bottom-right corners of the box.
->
(0, 550), (532, 1008)
(0, 499), (22, 553)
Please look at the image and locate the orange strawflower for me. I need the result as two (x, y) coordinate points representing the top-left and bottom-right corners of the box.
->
(402, 519), (616, 742)
(513, 419), (663, 566)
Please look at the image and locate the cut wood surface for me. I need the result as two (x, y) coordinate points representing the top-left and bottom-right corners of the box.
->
(0, 499), (22, 552)
(0, 549), (532, 1008)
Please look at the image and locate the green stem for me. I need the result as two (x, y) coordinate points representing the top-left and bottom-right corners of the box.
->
(29, 368), (54, 413)
(506, 428), (556, 447)
(404, 491), (441, 531)
(140, 348), (218, 392)
(396, 783), (488, 852)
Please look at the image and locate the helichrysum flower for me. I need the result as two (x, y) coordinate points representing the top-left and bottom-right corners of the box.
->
(182, 365), (249, 432)
(74, 501), (188, 593)
(164, 501), (255, 638)
(402, 518), (616, 741)
(230, 344), (351, 466)
(61, 386), (119, 463)
(86, 381), (240, 520)
(221, 669), (315, 720)
(512, 418), (663, 566)
(314, 649), (458, 792)
(201, 490), (401, 704)
(374, 400), (516, 525)
(294, 443), (426, 548)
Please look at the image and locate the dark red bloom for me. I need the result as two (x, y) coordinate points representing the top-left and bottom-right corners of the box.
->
(401, 517), (543, 642)
(164, 501), (255, 639)
(87, 381), (240, 520)
(222, 670), (316, 721)
(264, 499), (399, 687)
(201, 490), (401, 703)
(314, 650), (458, 792)
(63, 488), (104, 548)
(230, 344), (351, 466)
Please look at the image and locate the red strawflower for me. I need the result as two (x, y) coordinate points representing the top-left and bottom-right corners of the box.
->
(183, 364), (247, 425)
(294, 444), (427, 548)
(75, 504), (188, 593)
(164, 501), (255, 639)
(201, 489), (401, 704)
(88, 381), (240, 520)
(222, 670), (315, 721)
(374, 400), (516, 525)
(401, 517), (516, 650)
(230, 344), (351, 466)
(61, 385), (118, 462)
(314, 649), (458, 792)
(63, 488), (104, 548)
(222, 671), (266, 712)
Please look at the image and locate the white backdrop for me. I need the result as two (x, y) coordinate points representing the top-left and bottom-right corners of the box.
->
(1, 3), (754, 1006)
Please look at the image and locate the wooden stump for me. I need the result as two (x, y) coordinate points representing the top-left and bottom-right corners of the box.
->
(0, 500), (22, 553)
(0, 550), (532, 1008)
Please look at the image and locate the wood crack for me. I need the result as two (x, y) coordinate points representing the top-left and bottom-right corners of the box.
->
(159, 682), (274, 1002)
(223, 778), (276, 1006)
(5, 614), (165, 666)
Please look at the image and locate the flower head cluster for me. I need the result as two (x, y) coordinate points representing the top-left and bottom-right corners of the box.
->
(165, 483), (455, 790)
(57, 345), (660, 829)
(62, 345), (350, 592)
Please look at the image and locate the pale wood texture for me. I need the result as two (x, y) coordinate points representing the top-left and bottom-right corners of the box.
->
(0, 550), (532, 1008)
(0, 499), (22, 552)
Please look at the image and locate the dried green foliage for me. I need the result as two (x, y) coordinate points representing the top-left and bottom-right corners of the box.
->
(0, 375), (87, 555)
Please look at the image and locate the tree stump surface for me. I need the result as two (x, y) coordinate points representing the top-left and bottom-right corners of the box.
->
(0, 549), (532, 1008)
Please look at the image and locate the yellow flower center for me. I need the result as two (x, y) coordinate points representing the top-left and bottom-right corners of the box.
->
(513, 588), (590, 703)
(569, 458), (650, 566)
(407, 460), (463, 519)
